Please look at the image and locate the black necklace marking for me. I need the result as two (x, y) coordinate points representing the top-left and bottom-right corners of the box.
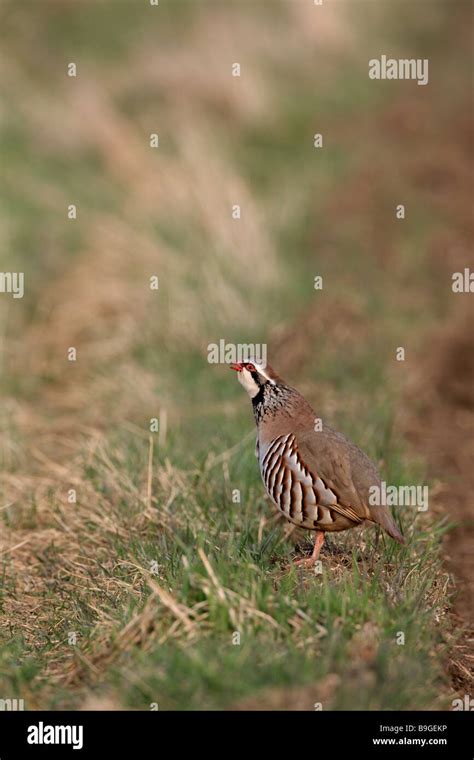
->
(252, 382), (293, 424)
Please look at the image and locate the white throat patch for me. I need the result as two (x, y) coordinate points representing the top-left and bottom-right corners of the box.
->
(238, 368), (260, 398)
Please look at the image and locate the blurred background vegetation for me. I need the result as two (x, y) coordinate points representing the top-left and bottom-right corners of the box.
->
(0, 0), (472, 709)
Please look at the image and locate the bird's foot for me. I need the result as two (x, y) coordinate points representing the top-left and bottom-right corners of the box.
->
(293, 555), (319, 569)
(293, 530), (325, 569)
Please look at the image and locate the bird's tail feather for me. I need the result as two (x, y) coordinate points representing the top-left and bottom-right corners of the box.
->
(370, 506), (405, 544)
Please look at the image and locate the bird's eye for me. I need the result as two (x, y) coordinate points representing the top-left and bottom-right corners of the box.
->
(246, 363), (255, 372)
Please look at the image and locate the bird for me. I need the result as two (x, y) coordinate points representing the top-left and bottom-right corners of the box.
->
(230, 359), (405, 567)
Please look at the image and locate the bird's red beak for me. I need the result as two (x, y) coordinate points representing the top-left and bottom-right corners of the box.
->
(230, 362), (243, 372)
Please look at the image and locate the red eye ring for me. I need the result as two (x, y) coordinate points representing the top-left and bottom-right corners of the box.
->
(245, 363), (255, 372)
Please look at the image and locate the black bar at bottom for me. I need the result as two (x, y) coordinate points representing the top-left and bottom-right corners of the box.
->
(0, 710), (472, 758)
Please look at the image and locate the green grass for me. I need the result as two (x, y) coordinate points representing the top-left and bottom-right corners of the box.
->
(0, 421), (451, 709)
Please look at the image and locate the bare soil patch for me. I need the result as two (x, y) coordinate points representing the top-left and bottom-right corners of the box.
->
(403, 305), (474, 690)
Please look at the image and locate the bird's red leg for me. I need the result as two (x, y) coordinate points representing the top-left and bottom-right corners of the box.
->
(294, 530), (325, 568)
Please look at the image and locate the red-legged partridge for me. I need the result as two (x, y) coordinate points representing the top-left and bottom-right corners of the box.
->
(230, 360), (404, 566)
